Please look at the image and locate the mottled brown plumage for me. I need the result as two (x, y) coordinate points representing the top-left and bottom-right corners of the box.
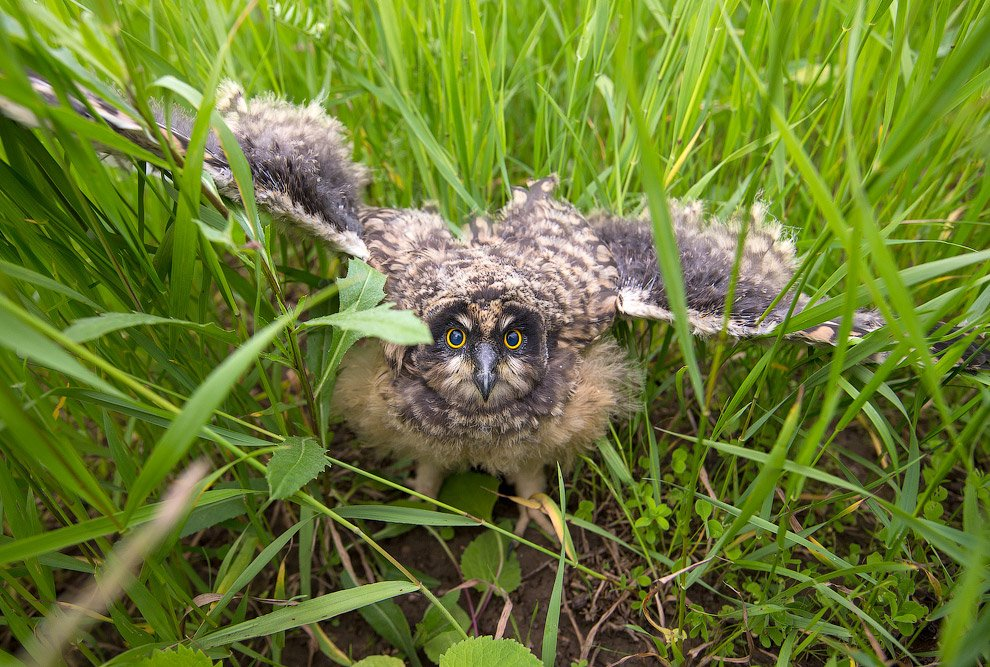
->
(5, 77), (987, 530)
(337, 179), (643, 505)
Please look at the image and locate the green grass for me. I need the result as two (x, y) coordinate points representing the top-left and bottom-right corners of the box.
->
(1, 0), (989, 664)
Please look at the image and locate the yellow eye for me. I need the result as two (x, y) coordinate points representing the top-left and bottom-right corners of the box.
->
(503, 329), (523, 350)
(446, 328), (466, 349)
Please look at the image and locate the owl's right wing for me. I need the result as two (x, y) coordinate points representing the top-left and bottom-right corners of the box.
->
(0, 73), (383, 260)
(591, 204), (989, 371)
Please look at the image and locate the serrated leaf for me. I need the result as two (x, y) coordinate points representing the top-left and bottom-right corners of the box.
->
(439, 636), (541, 667)
(140, 645), (219, 667)
(338, 259), (387, 311)
(352, 658), (406, 667)
(266, 436), (329, 500)
(425, 630), (466, 664)
(460, 531), (521, 594)
(310, 260), (430, 399)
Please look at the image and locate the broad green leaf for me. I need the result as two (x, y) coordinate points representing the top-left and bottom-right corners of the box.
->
(310, 259), (428, 398)
(140, 646), (219, 667)
(266, 436), (329, 500)
(352, 658), (405, 667)
(178, 495), (248, 538)
(460, 531), (521, 594)
(439, 636), (541, 667)
(438, 472), (499, 521)
(338, 259), (387, 311)
(415, 591), (470, 664)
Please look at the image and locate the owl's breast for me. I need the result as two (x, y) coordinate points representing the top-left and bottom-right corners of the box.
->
(332, 338), (641, 476)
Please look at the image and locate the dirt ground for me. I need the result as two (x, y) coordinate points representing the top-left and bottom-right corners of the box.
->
(294, 509), (664, 666)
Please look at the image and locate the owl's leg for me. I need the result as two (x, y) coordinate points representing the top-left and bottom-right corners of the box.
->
(508, 468), (556, 536)
(410, 460), (445, 498)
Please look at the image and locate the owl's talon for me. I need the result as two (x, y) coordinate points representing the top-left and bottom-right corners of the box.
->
(410, 461), (444, 499)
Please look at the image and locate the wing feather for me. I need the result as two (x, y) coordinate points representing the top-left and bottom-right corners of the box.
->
(0, 74), (370, 258)
(590, 203), (988, 371)
(592, 201), (805, 336)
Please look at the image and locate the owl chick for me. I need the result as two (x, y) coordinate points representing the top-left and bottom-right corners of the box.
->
(5, 76), (987, 531)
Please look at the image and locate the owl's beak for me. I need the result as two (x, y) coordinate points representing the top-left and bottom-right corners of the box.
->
(473, 342), (497, 401)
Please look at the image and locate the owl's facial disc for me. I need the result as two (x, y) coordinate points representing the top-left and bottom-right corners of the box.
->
(420, 301), (549, 409)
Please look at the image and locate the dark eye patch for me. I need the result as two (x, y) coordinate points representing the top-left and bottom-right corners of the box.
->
(500, 306), (541, 337)
(425, 303), (470, 341)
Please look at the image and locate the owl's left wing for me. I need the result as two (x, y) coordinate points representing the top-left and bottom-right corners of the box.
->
(591, 203), (818, 338)
(0, 73), (370, 258)
(591, 205), (989, 371)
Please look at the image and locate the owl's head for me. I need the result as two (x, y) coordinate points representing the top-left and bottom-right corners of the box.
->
(413, 298), (551, 409)
(383, 246), (577, 437)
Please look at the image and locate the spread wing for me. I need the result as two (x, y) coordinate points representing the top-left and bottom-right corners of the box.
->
(207, 83), (369, 257)
(590, 203), (989, 371)
(1, 73), (370, 258)
(0, 72), (476, 309)
(592, 202), (819, 337)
